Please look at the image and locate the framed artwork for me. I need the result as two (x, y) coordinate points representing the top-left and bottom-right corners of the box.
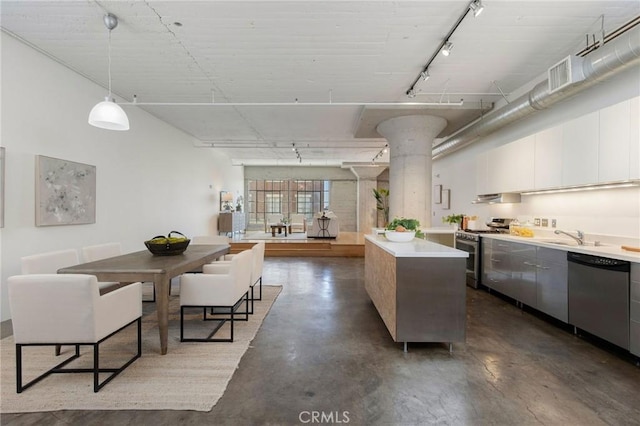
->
(35, 155), (96, 226)
(442, 189), (450, 210)
(220, 191), (234, 211)
(0, 147), (4, 228)
(433, 184), (442, 204)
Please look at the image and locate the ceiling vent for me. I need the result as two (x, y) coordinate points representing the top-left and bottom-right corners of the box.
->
(548, 55), (585, 94)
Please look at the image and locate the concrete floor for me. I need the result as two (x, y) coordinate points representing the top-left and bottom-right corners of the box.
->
(3, 257), (640, 425)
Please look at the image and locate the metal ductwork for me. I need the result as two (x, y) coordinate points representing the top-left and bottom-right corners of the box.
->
(432, 24), (640, 160)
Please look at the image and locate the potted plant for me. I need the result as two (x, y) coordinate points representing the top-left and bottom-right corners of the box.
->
(442, 214), (465, 230)
(373, 188), (389, 226)
(385, 217), (424, 240)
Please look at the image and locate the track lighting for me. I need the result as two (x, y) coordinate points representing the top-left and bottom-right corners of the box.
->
(291, 143), (302, 163)
(88, 13), (129, 131)
(404, 0), (485, 96)
(470, 0), (484, 17)
(371, 144), (389, 163)
(406, 89), (417, 98)
(441, 41), (453, 56)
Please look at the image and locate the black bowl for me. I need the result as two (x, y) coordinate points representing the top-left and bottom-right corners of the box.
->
(144, 232), (191, 256)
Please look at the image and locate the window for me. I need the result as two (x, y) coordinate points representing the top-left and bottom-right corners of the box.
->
(246, 179), (331, 229)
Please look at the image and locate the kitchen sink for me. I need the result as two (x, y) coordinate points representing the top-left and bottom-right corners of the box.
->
(535, 239), (578, 246)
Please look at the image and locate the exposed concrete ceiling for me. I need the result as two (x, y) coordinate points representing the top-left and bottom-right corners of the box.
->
(1, 1), (638, 166)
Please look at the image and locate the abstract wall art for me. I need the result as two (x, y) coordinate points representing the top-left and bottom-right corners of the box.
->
(35, 155), (96, 226)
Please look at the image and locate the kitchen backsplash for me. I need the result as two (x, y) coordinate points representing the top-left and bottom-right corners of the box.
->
(436, 186), (639, 241)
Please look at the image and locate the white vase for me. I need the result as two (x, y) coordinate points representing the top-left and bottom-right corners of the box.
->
(450, 223), (459, 231)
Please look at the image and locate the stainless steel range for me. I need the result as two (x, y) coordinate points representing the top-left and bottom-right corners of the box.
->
(455, 218), (514, 289)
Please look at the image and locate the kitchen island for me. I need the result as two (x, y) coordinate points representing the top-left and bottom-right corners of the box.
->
(364, 234), (468, 352)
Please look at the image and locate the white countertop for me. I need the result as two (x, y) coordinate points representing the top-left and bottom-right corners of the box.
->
(372, 227), (456, 235)
(420, 227), (457, 234)
(481, 234), (640, 263)
(365, 234), (468, 258)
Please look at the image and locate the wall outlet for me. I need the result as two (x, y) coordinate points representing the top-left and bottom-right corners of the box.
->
(541, 218), (549, 227)
(551, 219), (557, 228)
(534, 218), (541, 226)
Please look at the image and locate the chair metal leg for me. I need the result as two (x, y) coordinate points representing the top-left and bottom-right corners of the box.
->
(249, 286), (255, 315)
(180, 293), (249, 343)
(16, 318), (141, 393)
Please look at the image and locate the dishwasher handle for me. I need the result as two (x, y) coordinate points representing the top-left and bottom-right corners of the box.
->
(567, 251), (630, 272)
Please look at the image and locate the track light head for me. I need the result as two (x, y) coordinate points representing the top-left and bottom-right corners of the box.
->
(103, 13), (119, 30)
(441, 41), (453, 56)
(406, 89), (417, 98)
(420, 70), (430, 81)
(470, 0), (484, 17)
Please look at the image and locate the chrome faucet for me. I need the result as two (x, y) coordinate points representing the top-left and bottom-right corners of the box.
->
(554, 229), (584, 245)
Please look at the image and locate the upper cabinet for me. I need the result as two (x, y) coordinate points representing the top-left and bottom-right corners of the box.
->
(628, 97), (639, 180)
(476, 151), (490, 195)
(534, 125), (563, 189)
(599, 99), (632, 182)
(562, 111), (599, 186)
(476, 135), (534, 195)
(503, 135), (535, 192)
(475, 96), (640, 195)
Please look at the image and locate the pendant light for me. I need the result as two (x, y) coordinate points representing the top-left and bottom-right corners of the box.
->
(88, 13), (129, 131)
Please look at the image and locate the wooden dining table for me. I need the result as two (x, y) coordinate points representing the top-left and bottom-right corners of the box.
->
(58, 244), (229, 355)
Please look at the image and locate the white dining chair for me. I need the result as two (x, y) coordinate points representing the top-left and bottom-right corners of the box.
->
(81, 242), (154, 302)
(22, 248), (120, 294)
(179, 249), (253, 342)
(191, 235), (231, 261)
(203, 241), (265, 314)
(8, 274), (142, 393)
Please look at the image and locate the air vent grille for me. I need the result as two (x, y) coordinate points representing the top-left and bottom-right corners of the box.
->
(548, 55), (585, 94)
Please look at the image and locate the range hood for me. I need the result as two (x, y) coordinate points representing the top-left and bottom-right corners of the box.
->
(472, 193), (521, 204)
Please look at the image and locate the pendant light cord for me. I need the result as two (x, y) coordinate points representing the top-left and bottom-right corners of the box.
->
(107, 29), (112, 99)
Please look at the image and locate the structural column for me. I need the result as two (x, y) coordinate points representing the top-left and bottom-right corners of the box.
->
(376, 115), (447, 228)
(350, 165), (387, 233)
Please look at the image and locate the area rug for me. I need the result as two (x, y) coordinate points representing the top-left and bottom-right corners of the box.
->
(0, 285), (282, 413)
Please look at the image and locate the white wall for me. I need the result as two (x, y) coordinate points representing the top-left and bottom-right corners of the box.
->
(432, 64), (640, 239)
(0, 33), (244, 321)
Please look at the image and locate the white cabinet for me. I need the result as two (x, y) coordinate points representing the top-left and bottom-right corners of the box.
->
(630, 97), (640, 180)
(487, 144), (509, 193)
(484, 135), (535, 193)
(508, 135), (535, 192)
(599, 100), (631, 182)
(474, 97), (638, 195)
(562, 111), (599, 186)
(476, 151), (491, 195)
(534, 125), (563, 189)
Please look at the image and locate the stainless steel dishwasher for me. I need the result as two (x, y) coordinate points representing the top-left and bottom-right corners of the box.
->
(568, 252), (630, 349)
